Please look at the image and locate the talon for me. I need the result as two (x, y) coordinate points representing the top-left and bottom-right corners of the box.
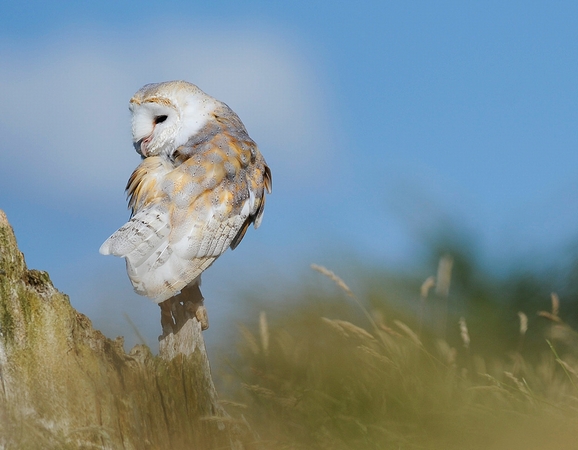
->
(182, 282), (209, 331)
(159, 282), (209, 336)
(196, 305), (209, 331)
(184, 301), (209, 331)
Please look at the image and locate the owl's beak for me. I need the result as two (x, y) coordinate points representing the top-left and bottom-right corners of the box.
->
(134, 139), (144, 156)
(135, 135), (152, 157)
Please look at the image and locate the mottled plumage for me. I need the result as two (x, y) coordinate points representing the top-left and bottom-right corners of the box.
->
(100, 81), (271, 333)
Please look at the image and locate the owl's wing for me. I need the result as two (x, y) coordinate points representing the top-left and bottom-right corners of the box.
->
(99, 203), (184, 301)
(100, 133), (270, 303)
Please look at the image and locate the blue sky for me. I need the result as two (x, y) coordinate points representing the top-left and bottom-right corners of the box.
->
(1, 1), (578, 349)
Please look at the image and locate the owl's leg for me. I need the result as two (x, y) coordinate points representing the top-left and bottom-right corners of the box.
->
(159, 299), (175, 338)
(182, 282), (209, 331)
(159, 282), (209, 339)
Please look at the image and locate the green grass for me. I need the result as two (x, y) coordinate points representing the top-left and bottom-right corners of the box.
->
(220, 261), (578, 449)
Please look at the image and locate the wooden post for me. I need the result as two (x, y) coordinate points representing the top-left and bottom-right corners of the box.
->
(0, 210), (250, 449)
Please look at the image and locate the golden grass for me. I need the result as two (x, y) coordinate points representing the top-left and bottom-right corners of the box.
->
(221, 261), (578, 450)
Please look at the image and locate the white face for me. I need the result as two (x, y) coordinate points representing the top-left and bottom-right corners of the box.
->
(129, 81), (219, 158)
(130, 100), (178, 157)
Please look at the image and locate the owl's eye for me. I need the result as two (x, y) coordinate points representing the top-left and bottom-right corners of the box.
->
(154, 115), (168, 124)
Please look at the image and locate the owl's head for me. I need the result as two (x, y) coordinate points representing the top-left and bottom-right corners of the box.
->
(129, 81), (218, 158)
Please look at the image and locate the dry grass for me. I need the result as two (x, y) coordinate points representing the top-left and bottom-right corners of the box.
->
(221, 262), (578, 450)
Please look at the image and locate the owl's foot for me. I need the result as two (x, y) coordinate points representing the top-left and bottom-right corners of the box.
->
(159, 299), (175, 338)
(187, 302), (209, 331)
(158, 282), (209, 340)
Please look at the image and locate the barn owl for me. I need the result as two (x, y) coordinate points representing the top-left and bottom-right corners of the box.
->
(100, 81), (272, 336)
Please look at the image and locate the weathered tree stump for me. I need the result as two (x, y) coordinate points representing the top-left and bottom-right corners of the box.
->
(0, 210), (250, 449)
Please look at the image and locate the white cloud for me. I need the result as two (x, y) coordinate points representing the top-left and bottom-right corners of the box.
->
(0, 24), (335, 210)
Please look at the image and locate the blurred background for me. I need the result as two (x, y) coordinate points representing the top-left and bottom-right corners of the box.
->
(1, 1), (578, 354)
